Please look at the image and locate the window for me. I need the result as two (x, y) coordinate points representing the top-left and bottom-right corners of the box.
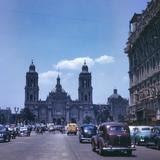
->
(85, 95), (87, 101)
(30, 95), (33, 101)
(84, 80), (87, 88)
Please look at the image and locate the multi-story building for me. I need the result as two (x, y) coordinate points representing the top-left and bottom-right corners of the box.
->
(25, 61), (98, 125)
(125, 0), (160, 124)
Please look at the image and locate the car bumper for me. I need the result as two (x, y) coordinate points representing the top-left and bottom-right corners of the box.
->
(0, 137), (5, 141)
(102, 146), (136, 152)
(80, 137), (91, 142)
(67, 131), (77, 134)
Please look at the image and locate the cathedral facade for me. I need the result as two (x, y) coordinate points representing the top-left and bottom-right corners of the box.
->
(25, 61), (95, 125)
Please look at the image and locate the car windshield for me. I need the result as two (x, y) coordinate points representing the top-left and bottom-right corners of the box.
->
(0, 126), (6, 131)
(83, 125), (96, 134)
(109, 126), (128, 133)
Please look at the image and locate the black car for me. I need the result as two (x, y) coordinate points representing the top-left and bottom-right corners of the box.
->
(79, 124), (97, 143)
(0, 125), (11, 142)
(91, 122), (135, 156)
(146, 126), (160, 150)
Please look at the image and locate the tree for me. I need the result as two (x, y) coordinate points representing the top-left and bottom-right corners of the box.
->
(83, 115), (92, 124)
(0, 114), (6, 124)
(20, 108), (35, 124)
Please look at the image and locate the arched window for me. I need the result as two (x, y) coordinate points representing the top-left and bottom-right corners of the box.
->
(84, 80), (87, 88)
(81, 93), (83, 101)
(30, 95), (33, 101)
(85, 95), (88, 101)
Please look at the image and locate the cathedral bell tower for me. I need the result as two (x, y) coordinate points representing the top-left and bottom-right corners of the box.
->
(78, 61), (93, 104)
(25, 61), (39, 107)
(56, 75), (62, 92)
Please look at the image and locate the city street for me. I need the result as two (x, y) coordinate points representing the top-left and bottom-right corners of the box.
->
(0, 132), (160, 160)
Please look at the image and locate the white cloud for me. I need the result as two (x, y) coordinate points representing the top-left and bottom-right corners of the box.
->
(54, 57), (94, 70)
(122, 75), (129, 83)
(54, 55), (115, 70)
(39, 71), (59, 84)
(95, 55), (115, 64)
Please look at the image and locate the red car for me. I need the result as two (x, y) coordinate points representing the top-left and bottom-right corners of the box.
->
(91, 122), (135, 156)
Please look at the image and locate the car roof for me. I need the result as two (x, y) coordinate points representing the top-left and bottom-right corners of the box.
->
(101, 122), (127, 127)
(136, 126), (153, 129)
(81, 124), (96, 127)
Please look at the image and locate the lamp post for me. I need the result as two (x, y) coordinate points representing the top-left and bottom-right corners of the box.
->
(14, 107), (19, 125)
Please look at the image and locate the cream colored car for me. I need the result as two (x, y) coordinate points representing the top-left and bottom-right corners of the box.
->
(67, 123), (78, 135)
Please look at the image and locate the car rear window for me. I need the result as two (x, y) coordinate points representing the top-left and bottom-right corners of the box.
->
(109, 126), (128, 133)
(141, 128), (150, 131)
(69, 124), (76, 127)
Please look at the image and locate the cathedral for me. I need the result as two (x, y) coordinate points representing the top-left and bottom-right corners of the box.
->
(25, 61), (95, 125)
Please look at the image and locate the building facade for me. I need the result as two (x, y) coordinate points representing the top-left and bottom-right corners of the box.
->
(25, 61), (96, 125)
(107, 89), (128, 122)
(125, 0), (160, 124)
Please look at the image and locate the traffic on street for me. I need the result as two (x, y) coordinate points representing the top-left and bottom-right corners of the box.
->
(0, 123), (160, 160)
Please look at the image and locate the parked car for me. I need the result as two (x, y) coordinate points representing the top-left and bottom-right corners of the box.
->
(79, 124), (97, 143)
(18, 126), (31, 137)
(48, 124), (55, 132)
(134, 126), (153, 145)
(146, 126), (160, 149)
(91, 122), (135, 156)
(67, 123), (78, 135)
(0, 125), (11, 142)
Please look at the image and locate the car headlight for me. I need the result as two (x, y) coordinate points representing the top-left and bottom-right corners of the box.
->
(0, 133), (4, 137)
(131, 144), (135, 148)
(81, 134), (84, 138)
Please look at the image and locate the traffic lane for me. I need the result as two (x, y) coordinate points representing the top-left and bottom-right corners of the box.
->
(0, 132), (74, 160)
(65, 134), (160, 160)
(0, 132), (160, 160)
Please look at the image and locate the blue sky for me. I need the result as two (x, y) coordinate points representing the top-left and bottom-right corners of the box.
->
(0, 0), (149, 111)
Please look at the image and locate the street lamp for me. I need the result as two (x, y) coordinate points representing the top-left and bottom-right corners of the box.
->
(14, 107), (19, 125)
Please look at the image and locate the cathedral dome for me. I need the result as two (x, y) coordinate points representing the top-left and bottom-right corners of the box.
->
(29, 60), (35, 72)
(82, 61), (88, 72)
(108, 89), (121, 100)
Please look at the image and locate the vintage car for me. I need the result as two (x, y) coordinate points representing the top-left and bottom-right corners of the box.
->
(67, 123), (78, 135)
(146, 126), (160, 149)
(91, 122), (135, 156)
(18, 126), (31, 137)
(79, 124), (97, 143)
(134, 126), (153, 145)
(0, 125), (11, 142)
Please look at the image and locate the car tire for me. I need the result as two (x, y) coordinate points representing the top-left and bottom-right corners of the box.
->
(8, 137), (11, 142)
(91, 141), (96, 152)
(156, 144), (160, 150)
(137, 141), (140, 146)
(98, 143), (104, 156)
(127, 150), (132, 156)
(5, 136), (10, 142)
(79, 139), (83, 143)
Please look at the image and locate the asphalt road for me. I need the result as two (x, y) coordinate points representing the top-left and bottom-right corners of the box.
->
(0, 132), (160, 160)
